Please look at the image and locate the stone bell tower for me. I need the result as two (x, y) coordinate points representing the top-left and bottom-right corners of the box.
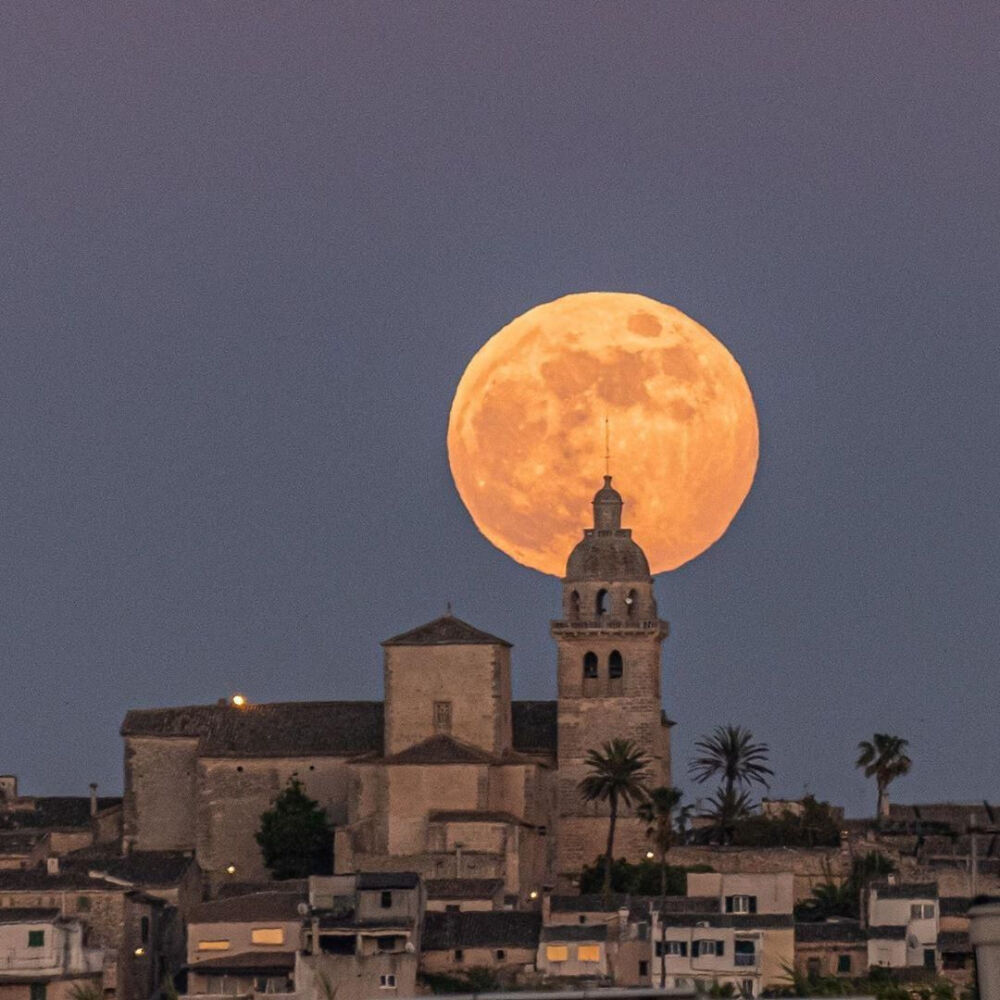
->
(552, 476), (671, 877)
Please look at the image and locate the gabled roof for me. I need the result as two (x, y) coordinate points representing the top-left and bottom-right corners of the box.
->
(191, 951), (295, 973)
(356, 872), (420, 890)
(189, 891), (305, 924)
(0, 908), (61, 924)
(121, 699), (558, 760)
(381, 615), (511, 648)
(542, 923), (608, 942)
(425, 878), (503, 900)
(0, 797), (121, 831)
(423, 911), (541, 950)
(382, 734), (498, 765)
(66, 848), (195, 887)
(122, 701), (384, 757)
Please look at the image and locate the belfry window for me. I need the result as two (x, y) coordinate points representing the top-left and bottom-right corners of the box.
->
(583, 652), (598, 679)
(608, 650), (623, 679)
(569, 590), (580, 618)
(596, 589), (610, 616)
(625, 589), (637, 617)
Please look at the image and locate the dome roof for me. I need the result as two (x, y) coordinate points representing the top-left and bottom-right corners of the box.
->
(565, 531), (650, 581)
(592, 476), (623, 506)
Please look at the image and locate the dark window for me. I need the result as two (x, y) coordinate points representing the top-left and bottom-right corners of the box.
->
(496, 949), (506, 960)
(637, 921), (648, 941)
(76, 896), (90, 912)
(837, 954), (851, 974)
(454, 949), (464, 962)
(380, 890), (392, 909)
(596, 589), (610, 615)
(140, 917), (150, 943)
(445, 905), (460, 913)
(30, 985), (46, 1000)
(570, 591), (580, 618)
(638, 960), (649, 977)
(578, 915), (586, 924)
(942, 953), (967, 970)
(924, 949), (936, 970)
(608, 650), (623, 679)
(583, 652), (598, 679)
(28, 930), (44, 948)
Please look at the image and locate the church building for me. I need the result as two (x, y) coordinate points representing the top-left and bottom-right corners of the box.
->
(121, 478), (671, 897)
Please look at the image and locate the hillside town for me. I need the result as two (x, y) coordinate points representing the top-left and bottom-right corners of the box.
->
(1, 482), (994, 1000)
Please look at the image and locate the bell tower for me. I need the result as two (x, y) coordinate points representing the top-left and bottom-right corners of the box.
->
(551, 476), (671, 877)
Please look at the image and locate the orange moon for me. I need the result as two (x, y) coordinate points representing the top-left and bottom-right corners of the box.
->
(447, 292), (759, 576)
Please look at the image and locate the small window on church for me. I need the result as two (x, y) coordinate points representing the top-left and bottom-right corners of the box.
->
(609, 651), (623, 679)
(625, 589), (637, 616)
(570, 590), (580, 619)
(433, 701), (452, 733)
(596, 589), (610, 616)
(583, 652), (598, 679)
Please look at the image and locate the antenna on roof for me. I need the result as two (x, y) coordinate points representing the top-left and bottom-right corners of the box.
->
(604, 414), (610, 477)
(445, 601), (453, 616)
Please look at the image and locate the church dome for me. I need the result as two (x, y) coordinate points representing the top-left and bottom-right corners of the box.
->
(565, 531), (650, 581)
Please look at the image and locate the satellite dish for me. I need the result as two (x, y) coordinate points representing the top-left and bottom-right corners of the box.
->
(297, 902), (310, 916)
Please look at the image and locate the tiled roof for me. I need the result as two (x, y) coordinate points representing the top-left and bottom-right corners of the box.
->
(795, 921), (867, 942)
(0, 833), (41, 854)
(122, 701), (384, 757)
(550, 894), (632, 913)
(0, 798), (120, 831)
(511, 701), (557, 754)
(67, 849), (195, 887)
(217, 880), (308, 899)
(423, 911), (541, 950)
(0, 908), (61, 924)
(657, 897), (721, 915)
(122, 699), (558, 759)
(382, 615), (511, 647)
(191, 951), (295, 973)
(0, 868), (117, 891)
(425, 878), (503, 900)
(542, 923), (608, 942)
(382, 735), (498, 765)
(357, 872), (420, 890)
(189, 891), (305, 923)
(871, 881), (938, 899)
(868, 924), (908, 940)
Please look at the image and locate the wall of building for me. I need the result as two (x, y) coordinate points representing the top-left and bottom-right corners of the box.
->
(187, 920), (303, 965)
(795, 941), (867, 979)
(420, 946), (536, 975)
(196, 756), (353, 880)
(384, 644), (512, 755)
(686, 872), (795, 915)
(124, 737), (199, 851)
(384, 765), (483, 856)
(0, 977), (104, 1000)
(295, 950), (417, 1000)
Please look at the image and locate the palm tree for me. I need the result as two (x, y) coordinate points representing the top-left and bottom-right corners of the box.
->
(856, 734), (911, 821)
(637, 786), (682, 987)
(703, 786), (755, 844)
(689, 725), (773, 841)
(579, 738), (651, 905)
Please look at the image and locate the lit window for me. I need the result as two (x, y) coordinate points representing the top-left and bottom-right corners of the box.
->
(28, 930), (44, 948)
(379, 975), (396, 989)
(251, 928), (285, 946)
(546, 945), (569, 962)
(198, 940), (231, 951)
(577, 945), (601, 962)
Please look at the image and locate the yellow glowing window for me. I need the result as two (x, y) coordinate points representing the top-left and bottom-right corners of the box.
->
(251, 928), (285, 946)
(577, 945), (601, 963)
(197, 940), (230, 951)
(545, 945), (569, 962)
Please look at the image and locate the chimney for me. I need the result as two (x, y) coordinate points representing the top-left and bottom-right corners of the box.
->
(89, 783), (98, 817)
(46, 856), (60, 876)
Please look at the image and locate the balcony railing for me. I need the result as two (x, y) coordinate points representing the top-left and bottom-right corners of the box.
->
(734, 953), (757, 967)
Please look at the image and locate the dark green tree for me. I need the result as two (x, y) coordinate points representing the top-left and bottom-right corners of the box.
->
(578, 738), (651, 905)
(856, 734), (912, 822)
(256, 778), (334, 879)
(689, 725), (773, 842)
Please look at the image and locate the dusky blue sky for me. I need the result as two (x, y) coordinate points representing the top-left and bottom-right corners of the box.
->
(2, 4), (998, 817)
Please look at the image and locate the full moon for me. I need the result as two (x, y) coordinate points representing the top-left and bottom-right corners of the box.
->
(447, 292), (759, 576)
